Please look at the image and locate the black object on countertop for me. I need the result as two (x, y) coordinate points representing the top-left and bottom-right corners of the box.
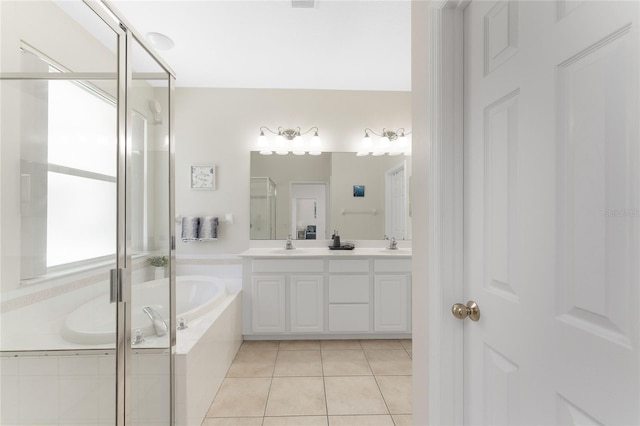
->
(328, 243), (355, 250)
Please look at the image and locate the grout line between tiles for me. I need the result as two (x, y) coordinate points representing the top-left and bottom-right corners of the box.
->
(320, 345), (329, 420)
(261, 345), (277, 421)
(373, 374), (393, 418)
(203, 339), (411, 425)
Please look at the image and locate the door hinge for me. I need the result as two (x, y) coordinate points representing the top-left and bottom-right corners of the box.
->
(110, 268), (124, 303)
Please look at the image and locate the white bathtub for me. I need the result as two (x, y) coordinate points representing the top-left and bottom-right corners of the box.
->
(1, 261), (243, 426)
(61, 275), (227, 345)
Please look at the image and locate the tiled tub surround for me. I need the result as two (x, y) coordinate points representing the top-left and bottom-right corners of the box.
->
(0, 257), (243, 426)
(203, 339), (413, 426)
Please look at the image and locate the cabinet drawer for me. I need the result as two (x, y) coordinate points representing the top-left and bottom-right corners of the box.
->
(329, 259), (369, 273)
(329, 304), (370, 332)
(374, 259), (412, 273)
(253, 259), (324, 273)
(329, 275), (369, 303)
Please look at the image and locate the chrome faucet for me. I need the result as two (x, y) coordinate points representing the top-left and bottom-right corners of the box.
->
(387, 237), (398, 250)
(285, 234), (295, 250)
(142, 306), (168, 337)
(132, 328), (145, 345)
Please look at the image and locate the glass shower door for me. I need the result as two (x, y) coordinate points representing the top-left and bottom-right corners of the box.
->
(0, 1), (121, 425)
(128, 36), (173, 425)
(1, 1), (176, 425)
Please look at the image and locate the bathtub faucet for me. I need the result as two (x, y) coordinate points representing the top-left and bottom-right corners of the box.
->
(142, 306), (168, 337)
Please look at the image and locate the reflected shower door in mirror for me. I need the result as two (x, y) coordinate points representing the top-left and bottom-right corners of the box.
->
(250, 152), (412, 240)
(250, 177), (277, 239)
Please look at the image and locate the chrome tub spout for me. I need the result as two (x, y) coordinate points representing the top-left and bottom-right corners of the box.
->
(142, 306), (168, 337)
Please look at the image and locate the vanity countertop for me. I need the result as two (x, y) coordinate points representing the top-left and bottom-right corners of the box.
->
(239, 247), (412, 258)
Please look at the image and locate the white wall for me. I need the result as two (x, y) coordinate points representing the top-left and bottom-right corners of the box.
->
(175, 88), (411, 255)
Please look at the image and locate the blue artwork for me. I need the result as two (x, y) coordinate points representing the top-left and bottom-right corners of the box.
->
(353, 185), (365, 197)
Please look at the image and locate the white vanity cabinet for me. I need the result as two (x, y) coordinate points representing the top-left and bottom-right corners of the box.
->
(374, 259), (412, 332)
(246, 258), (325, 335)
(251, 275), (286, 333)
(328, 260), (370, 332)
(241, 249), (411, 338)
(290, 275), (324, 333)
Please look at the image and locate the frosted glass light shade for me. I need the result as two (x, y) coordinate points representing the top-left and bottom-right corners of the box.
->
(292, 135), (305, 155)
(257, 130), (273, 155)
(309, 133), (322, 155)
(359, 133), (373, 156)
(257, 133), (268, 148)
(380, 136), (391, 150)
(275, 134), (288, 155)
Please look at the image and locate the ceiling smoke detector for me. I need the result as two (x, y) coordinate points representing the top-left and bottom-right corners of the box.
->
(292, 0), (315, 8)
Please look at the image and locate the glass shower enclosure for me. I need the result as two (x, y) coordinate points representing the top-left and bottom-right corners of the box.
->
(0, 1), (175, 424)
(250, 177), (277, 240)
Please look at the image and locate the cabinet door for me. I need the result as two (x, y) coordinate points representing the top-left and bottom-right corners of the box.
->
(251, 275), (286, 333)
(374, 274), (410, 332)
(290, 275), (324, 333)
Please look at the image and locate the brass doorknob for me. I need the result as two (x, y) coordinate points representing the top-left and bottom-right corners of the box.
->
(451, 301), (480, 321)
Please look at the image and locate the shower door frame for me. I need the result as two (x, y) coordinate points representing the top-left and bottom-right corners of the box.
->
(61, 2), (178, 424)
(0, 1), (176, 422)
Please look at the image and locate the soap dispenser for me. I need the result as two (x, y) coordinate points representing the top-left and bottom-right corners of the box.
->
(333, 230), (341, 248)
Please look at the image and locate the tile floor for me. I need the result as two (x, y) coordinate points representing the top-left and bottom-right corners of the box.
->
(202, 339), (412, 426)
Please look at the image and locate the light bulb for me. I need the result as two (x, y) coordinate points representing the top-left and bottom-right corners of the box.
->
(373, 135), (390, 156)
(380, 136), (391, 149)
(275, 134), (288, 155)
(257, 131), (268, 148)
(309, 131), (321, 155)
(258, 130), (272, 155)
(361, 133), (372, 151)
(398, 134), (408, 148)
(292, 135), (305, 155)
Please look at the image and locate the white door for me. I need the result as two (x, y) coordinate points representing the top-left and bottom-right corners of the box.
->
(463, 1), (639, 424)
(290, 182), (327, 239)
(385, 162), (408, 240)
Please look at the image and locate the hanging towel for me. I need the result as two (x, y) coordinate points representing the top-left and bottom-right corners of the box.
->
(181, 216), (200, 242)
(198, 216), (218, 240)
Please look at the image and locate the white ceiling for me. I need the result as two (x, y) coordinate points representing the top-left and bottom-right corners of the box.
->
(109, 0), (411, 91)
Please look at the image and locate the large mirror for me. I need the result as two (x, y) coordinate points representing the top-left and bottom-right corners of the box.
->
(250, 152), (411, 241)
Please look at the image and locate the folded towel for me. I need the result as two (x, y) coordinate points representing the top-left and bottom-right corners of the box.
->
(198, 216), (218, 240)
(181, 216), (200, 242)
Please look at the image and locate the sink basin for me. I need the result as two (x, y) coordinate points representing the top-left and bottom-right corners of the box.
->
(379, 248), (412, 255)
(266, 249), (302, 254)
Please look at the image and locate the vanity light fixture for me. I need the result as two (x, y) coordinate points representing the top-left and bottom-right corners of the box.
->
(357, 128), (411, 157)
(257, 126), (322, 156)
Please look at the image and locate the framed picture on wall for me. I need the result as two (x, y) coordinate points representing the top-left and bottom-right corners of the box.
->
(190, 165), (216, 190)
(353, 185), (365, 197)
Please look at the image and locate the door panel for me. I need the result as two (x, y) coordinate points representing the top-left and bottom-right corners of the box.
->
(464, 1), (639, 424)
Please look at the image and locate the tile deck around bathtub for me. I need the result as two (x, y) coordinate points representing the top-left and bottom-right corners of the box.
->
(202, 339), (413, 426)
